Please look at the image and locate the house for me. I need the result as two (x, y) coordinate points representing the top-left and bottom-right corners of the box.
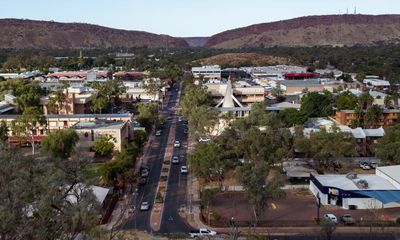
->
(363, 76), (390, 90)
(310, 165), (400, 209)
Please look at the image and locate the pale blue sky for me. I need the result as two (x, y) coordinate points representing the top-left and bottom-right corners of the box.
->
(0, 0), (399, 37)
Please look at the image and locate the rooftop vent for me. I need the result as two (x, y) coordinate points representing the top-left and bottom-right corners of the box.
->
(346, 172), (358, 180)
(355, 179), (369, 189)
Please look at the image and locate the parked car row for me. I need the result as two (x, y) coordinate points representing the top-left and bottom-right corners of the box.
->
(359, 161), (377, 170)
(323, 213), (355, 225)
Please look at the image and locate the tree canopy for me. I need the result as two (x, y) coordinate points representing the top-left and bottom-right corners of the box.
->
(300, 92), (334, 118)
(41, 129), (79, 159)
(93, 135), (115, 156)
(374, 125), (400, 164)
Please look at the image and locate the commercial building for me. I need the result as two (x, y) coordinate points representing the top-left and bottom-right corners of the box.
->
(71, 119), (131, 151)
(45, 70), (110, 83)
(191, 65), (221, 81)
(0, 113), (133, 144)
(280, 79), (341, 95)
(310, 165), (400, 209)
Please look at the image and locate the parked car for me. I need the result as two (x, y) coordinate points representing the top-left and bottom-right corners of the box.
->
(178, 116), (183, 122)
(138, 177), (147, 185)
(370, 161), (378, 169)
(189, 228), (217, 238)
(174, 140), (181, 148)
(199, 136), (211, 143)
(172, 156), (180, 164)
(340, 214), (355, 225)
(140, 202), (150, 211)
(324, 213), (338, 224)
(180, 165), (188, 174)
(155, 130), (162, 136)
(140, 166), (150, 177)
(359, 162), (371, 170)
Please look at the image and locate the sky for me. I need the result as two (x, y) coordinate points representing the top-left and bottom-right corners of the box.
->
(1, 0), (400, 37)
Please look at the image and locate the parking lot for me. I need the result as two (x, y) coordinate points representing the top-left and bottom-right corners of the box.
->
(208, 190), (400, 226)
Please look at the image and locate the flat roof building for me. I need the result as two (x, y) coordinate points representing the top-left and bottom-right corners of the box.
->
(310, 165), (400, 209)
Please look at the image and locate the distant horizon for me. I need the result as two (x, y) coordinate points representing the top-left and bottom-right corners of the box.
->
(1, 0), (400, 37)
(2, 13), (400, 38)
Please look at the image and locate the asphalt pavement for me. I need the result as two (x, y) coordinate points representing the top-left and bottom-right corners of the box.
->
(123, 82), (193, 233)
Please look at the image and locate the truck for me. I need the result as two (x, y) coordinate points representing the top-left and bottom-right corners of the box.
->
(189, 228), (217, 238)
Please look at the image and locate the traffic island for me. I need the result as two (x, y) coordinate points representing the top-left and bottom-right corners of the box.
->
(150, 124), (176, 231)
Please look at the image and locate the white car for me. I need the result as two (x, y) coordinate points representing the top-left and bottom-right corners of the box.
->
(174, 140), (181, 148)
(324, 213), (338, 224)
(180, 165), (188, 174)
(199, 136), (211, 143)
(172, 156), (180, 164)
(359, 162), (371, 170)
(155, 130), (162, 136)
(140, 202), (150, 211)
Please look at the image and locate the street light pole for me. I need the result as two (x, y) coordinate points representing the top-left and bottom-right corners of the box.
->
(316, 192), (321, 223)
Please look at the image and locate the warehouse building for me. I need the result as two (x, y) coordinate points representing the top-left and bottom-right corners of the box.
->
(309, 165), (400, 209)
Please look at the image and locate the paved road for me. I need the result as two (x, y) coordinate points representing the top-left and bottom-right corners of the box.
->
(124, 82), (193, 233)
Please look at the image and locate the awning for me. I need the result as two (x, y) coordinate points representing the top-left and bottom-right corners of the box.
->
(357, 190), (400, 204)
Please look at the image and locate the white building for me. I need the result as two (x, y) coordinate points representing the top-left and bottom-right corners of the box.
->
(310, 165), (400, 209)
(191, 65), (221, 82)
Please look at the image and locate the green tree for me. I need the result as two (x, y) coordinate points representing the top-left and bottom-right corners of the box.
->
(93, 135), (115, 156)
(47, 89), (67, 114)
(365, 104), (383, 128)
(188, 142), (224, 181)
(358, 93), (374, 110)
(336, 91), (358, 111)
(0, 120), (8, 142)
(136, 102), (159, 130)
(295, 127), (355, 169)
(237, 160), (284, 225)
(300, 92), (334, 118)
(41, 129), (79, 159)
(11, 107), (46, 155)
(278, 108), (308, 127)
(142, 78), (164, 101)
(0, 143), (101, 240)
(91, 93), (108, 114)
(180, 84), (210, 118)
(375, 125), (400, 164)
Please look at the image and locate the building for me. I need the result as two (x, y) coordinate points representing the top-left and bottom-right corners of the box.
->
(363, 76), (390, 90)
(221, 68), (250, 80)
(335, 109), (400, 128)
(191, 65), (221, 82)
(206, 80), (265, 107)
(280, 79), (342, 95)
(71, 119), (131, 151)
(113, 71), (146, 81)
(45, 70), (110, 83)
(40, 87), (93, 115)
(310, 165), (400, 209)
(0, 113), (133, 144)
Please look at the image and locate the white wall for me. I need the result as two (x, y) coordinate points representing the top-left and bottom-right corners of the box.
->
(309, 181), (328, 205)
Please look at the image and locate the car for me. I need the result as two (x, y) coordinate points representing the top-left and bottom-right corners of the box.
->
(140, 202), (150, 211)
(175, 88), (179, 92)
(370, 161), (378, 169)
(172, 155), (180, 164)
(140, 168), (149, 177)
(180, 165), (188, 174)
(324, 213), (338, 224)
(359, 162), (371, 170)
(155, 130), (162, 136)
(183, 128), (188, 134)
(340, 214), (355, 225)
(177, 116), (183, 122)
(199, 136), (211, 143)
(138, 177), (147, 185)
(190, 228), (217, 238)
(174, 140), (181, 148)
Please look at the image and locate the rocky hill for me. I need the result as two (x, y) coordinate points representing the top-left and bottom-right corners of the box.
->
(0, 19), (188, 49)
(205, 14), (400, 48)
(193, 53), (295, 67)
(183, 37), (209, 47)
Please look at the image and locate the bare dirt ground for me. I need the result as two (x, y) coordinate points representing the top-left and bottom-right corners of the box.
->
(208, 190), (400, 224)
